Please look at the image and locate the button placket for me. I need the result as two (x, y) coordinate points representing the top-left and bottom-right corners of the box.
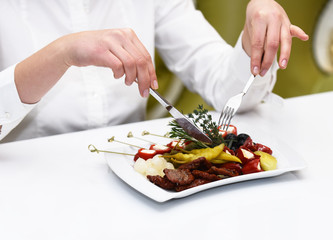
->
(67, 0), (90, 31)
(67, 0), (106, 128)
(82, 67), (107, 128)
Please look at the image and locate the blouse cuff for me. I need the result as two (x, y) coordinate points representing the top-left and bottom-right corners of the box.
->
(0, 64), (36, 125)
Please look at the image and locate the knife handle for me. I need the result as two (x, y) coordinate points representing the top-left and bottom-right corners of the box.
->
(149, 88), (171, 108)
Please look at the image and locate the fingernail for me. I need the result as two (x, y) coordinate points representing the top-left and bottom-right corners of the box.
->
(152, 80), (158, 89)
(253, 66), (259, 75)
(143, 89), (149, 98)
(124, 77), (132, 86)
(281, 59), (287, 69)
(260, 69), (268, 76)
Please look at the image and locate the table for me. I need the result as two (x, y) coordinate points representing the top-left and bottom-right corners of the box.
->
(0, 92), (332, 240)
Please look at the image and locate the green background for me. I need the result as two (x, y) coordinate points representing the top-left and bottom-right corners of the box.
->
(148, 0), (333, 118)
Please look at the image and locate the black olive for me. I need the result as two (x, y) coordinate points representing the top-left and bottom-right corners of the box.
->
(230, 145), (238, 153)
(236, 133), (250, 147)
(224, 133), (237, 142)
(224, 133), (238, 151)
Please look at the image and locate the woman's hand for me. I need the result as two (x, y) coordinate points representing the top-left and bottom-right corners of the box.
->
(15, 28), (158, 104)
(242, 0), (309, 76)
(64, 29), (158, 97)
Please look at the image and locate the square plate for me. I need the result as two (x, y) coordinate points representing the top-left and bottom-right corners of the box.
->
(104, 119), (306, 202)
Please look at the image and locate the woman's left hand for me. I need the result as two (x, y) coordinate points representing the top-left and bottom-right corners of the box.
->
(242, 0), (309, 76)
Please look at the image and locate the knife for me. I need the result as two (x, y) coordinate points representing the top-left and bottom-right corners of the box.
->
(149, 88), (212, 144)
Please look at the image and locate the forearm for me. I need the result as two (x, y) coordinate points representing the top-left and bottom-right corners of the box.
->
(14, 38), (70, 104)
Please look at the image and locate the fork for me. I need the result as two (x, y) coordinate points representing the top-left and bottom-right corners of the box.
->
(218, 74), (255, 131)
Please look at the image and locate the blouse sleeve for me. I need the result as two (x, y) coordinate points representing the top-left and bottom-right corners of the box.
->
(154, 0), (278, 112)
(0, 64), (35, 141)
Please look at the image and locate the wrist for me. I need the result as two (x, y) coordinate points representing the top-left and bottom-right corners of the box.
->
(15, 37), (71, 104)
(53, 34), (74, 69)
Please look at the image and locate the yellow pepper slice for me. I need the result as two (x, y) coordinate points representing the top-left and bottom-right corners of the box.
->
(165, 144), (224, 164)
(218, 151), (242, 163)
(189, 144), (224, 161)
(166, 153), (196, 164)
(254, 151), (277, 171)
(211, 151), (242, 164)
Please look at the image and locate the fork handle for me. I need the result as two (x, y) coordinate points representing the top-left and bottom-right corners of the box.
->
(241, 75), (255, 95)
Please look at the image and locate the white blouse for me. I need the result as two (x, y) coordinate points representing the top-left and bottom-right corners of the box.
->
(0, 0), (277, 142)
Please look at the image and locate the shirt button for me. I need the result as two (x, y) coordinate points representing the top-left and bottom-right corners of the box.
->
(0, 112), (10, 120)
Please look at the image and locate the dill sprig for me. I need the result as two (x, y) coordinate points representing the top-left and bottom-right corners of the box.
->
(168, 105), (224, 148)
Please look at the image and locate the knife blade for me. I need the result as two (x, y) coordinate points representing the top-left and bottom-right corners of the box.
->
(149, 88), (212, 144)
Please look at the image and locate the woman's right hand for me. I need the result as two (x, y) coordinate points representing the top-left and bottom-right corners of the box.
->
(15, 28), (158, 104)
(63, 29), (158, 97)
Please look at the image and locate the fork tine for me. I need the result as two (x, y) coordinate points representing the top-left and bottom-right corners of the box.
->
(218, 75), (255, 131)
(217, 109), (224, 127)
(224, 108), (235, 132)
(220, 109), (227, 129)
(220, 107), (231, 130)
(220, 107), (235, 132)
(219, 107), (228, 128)
(217, 106), (227, 127)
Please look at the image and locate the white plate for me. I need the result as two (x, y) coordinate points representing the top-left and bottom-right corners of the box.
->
(104, 119), (307, 202)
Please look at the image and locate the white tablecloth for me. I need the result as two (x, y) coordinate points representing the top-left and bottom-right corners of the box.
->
(0, 92), (332, 240)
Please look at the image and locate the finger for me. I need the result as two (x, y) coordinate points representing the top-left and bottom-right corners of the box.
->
(110, 46), (138, 87)
(260, 21), (281, 76)
(278, 24), (292, 69)
(103, 51), (125, 79)
(122, 41), (152, 97)
(250, 20), (267, 75)
(136, 59), (151, 98)
(130, 35), (158, 89)
(290, 25), (309, 41)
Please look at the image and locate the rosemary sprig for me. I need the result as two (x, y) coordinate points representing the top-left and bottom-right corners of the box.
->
(168, 120), (208, 148)
(168, 105), (224, 148)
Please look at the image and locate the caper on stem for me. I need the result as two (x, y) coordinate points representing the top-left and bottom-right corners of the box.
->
(107, 136), (143, 148)
(88, 144), (134, 156)
(127, 131), (155, 144)
(141, 130), (173, 139)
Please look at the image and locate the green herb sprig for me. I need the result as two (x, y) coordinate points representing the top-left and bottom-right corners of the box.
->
(168, 105), (224, 148)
